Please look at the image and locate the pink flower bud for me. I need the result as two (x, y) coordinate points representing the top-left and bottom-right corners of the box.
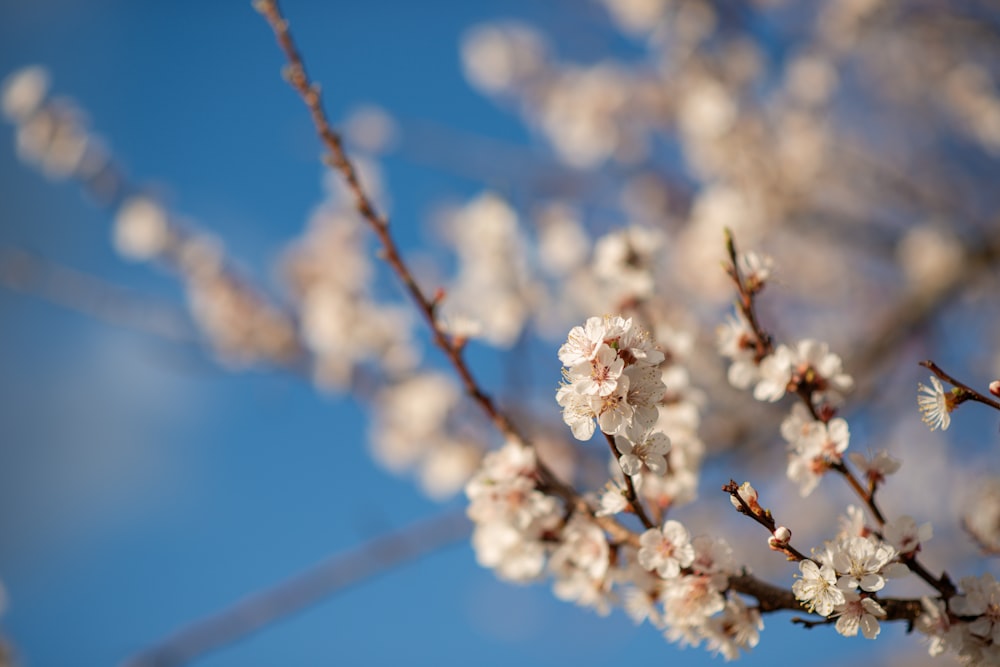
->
(773, 525), (791, 544)
(990, 380), (1000, 398)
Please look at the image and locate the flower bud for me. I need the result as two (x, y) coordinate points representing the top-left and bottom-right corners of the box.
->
(730, 481), (761, 515)
(990, 380), (1000, 398)
(772, 525), (791, 545)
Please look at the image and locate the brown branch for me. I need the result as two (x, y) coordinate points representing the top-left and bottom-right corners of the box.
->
(603, 432), (656, 530)
(254, 0), (613, 528)
(726, 572), (924, 623)
(920, 359), (1000, 412)
(722, 480), (809, 562)
(122, 511), (471, 667)
(723, 228), (773, 361)
(255, 0), (516, 442)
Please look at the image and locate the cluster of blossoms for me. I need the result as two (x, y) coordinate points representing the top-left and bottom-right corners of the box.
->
(792, 534), (910, 639)
(633, 523), (762, 658)
(465, 316), (763, 659)
(919, 573), (1000, 664)
(436, 193), (536, 348)
(719, 314), (854, 411)
(718, 252), (861, 497)
(369, 372), (483, 499)
(466, 439), (562, 582)
(2, 66), (302, 368)
(556, 315), (666, 443)
(465, 439), (763, 659)
(283, 171), (419, 389)
(713, 249), (1000, 662)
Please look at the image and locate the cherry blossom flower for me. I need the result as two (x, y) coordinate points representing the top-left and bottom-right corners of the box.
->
(786, 417), (851, 496)
(792, 339), (854, 400)
(623, 364), (667, 428)
(792, 559), (844, 616)
(837, 505), (870, 540)
(549, 514), (610, 583)
(690, 535), (736, 590)
(559, 316), (608, 366)
(703, 597), (763, 660)
(594, 378), (635, 435)
(828, 536), (903, 593)
(915, 597), (955, 657)
(595, 480), (629, 516)
(848, 450), (901, 487)
(571, 344), (625, 396)
(661, 574), (726, 640)
(717, 312), (759, 390)
(754, 344), (794, 402)
(738, 251), (774, 292)
(917, 376), (952, 431)
(883, 515), (932, 555)
(556, 383), (598, 440)
(833, 591), (886, 639)
(638, 520), (695, 578)
(615, 423), (671, 475)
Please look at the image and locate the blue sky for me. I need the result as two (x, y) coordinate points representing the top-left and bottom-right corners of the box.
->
(0, 2), (926, 666)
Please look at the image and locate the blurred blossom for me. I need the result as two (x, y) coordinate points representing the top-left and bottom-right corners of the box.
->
(1, 65), (49, 122)
(945, 63), (1000, 153)
(535, 203), (589, 276)
(677, 77), (736, 143)
(536, 65), (631, 168)
(896, 224), (964, 295)
(113, 196), (171, 262)
(343, 104), (398, 154)
(419, 441), (483, 500)
(598, 0), (669, 36)
(675, 185), (763, 300)
(592, 225), (663, 302)
(461, 23), (547, 95)
(284, 195), (416, 389)
(965, 478), (1000, 555)
(785, 53), (839, 107)
(439, 192), (535, 347)
(620, 173), (670, 224)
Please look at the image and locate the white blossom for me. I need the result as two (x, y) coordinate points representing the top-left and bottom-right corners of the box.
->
(615, 422), (670, 476)
(113, 196), (171, 261)
(638, 520), (695, 578)
(792, 559), (844, 616)
(2, 65), (49, 122)
(833, 591), (886, 639)
(828, 535), (900, 593)
(883, 515), (932, 555)
(917, 376), (951, 431)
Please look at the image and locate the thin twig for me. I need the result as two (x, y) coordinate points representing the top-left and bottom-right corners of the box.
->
(603, 432), (656, 530)
(921, 359), (1000, 412)
(723, 234), (955, 602)
(722, 480), (809, 562)
(254, 0), (627, 542)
